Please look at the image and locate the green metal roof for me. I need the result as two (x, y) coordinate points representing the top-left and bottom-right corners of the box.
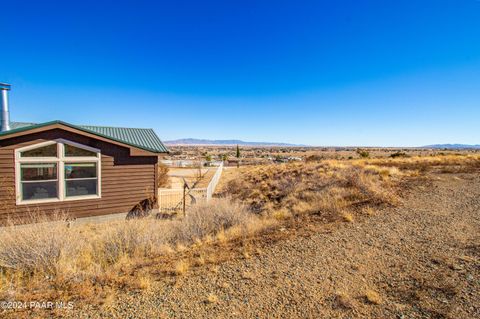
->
(2, 121), (169, 154)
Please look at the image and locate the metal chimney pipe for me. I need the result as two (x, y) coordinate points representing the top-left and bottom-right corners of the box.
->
(0, 83), (11, 132)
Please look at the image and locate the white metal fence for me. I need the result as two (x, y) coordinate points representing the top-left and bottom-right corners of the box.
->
(206, 161), (223, 200)
(158, 162), (224, 214)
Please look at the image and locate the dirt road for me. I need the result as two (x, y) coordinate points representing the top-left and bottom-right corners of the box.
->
(74, 173), (480, 318)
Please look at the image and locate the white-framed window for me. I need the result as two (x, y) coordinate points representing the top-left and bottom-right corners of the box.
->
(14, 139), (102, 205)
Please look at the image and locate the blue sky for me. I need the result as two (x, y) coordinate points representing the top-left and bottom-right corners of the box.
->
(1, 0), (479, 146)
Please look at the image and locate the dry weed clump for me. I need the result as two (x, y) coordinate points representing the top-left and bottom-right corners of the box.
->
(93, 220), (174, 265)
(136, 274), (153, 290)
(157, 163), (170, 188)
(342, 212), (354, 223)
(222, 161), (401, 220)
(206, 293), (219, 303)
(174, 199), (256, 244)
(0, 212), (80, 274)
(174, 260), (190, 275)
(363, 206), (375, 216)
(365, 289), (382, 305)
(0, 198), (262, 299)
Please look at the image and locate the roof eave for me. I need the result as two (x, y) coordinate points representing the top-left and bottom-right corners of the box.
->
(0, 121), (169, 155)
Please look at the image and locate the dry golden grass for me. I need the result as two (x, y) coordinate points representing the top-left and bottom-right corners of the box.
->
(272, 208), (292, 220)
(0, 212), (79, 275)
(2, 154), (477, 307)
(221, 154), (480, 225)
(136, 274), (153, 290)
(221, 160), (401, 221)
(194, 255), (206, 266)
(363, 206), (375, 216)
(175, 260), (190, 275)
(342, 212), (354, 222)
(0, 198), (264, 302)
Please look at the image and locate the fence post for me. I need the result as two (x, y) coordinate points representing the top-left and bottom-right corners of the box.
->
(158, 161), (224, 214)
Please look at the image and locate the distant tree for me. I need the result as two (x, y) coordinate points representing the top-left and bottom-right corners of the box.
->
(356, 148), (370, 158)
(236, 145), (241, 168)
(221, 154), (228, 162)
(205, 154), (212, 162)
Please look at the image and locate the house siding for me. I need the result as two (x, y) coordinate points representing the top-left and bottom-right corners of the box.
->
(0, 129), (158, 223)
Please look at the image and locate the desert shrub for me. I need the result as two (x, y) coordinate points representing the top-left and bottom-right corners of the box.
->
(95, 221), (163, 264)
(0, 197), (269, 304)
(175, 198), (255, 243)
(356, 149), (370, 158)
(92, 198), (254, 264)
(0, 198), (258, 283)
(0, 214), (79, 274)
(221, 161), (399, 219)
(158, 163), (170, 188)
(221, 155), (479, 221)
(390, 151), (408, 158)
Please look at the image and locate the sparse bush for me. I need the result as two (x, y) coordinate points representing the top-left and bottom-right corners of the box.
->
(365, 289), (382, 304)
(0, 213), (78, 274)
(342, 212), (354, 222)
(206, 293), (219, 303)
(175, 260), (190, 275)
(272, 208), (292, 220)
(95, 220), (169, 264)
(158, 163), (170, 188)
(0, 198), (262, 299)
(136, 274), (152, 290)
(390, 151), (408, 158)
(356, 149), (370, 158)
(221, 161), (399, 220)
(175, 198), (256, 243)
(363, 206), (375, 216)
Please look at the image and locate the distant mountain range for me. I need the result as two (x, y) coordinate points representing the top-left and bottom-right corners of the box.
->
(423, 144), (480, 149)
(164, 138), (305, 147)
(164, 139), (479, 148)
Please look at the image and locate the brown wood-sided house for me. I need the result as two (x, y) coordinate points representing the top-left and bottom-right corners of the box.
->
(0, 83), (168, 223)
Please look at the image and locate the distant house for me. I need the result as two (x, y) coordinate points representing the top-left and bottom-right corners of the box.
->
(0, 83), (168, 223)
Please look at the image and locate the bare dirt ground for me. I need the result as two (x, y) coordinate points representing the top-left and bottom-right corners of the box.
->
(165, 168), (210, 189)
(67, 172), (479, 318)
